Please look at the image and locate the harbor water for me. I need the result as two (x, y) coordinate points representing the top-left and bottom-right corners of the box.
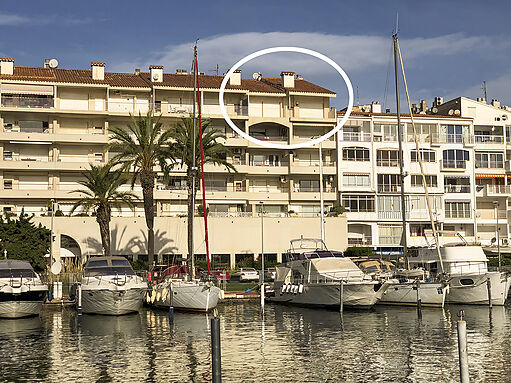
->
(1, 302), (510, 382)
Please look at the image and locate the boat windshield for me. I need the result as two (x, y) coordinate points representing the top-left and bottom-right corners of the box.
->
(84, 266), (135, 277)
(0, 269), (35, 278)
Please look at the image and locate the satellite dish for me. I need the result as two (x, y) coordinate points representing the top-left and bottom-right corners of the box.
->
(454, 110), (461, 116)
(51, 261), (62, 275)
(252, 72), (262, 81)
(432, 107), (438, 113)
(152, 72), (160, 81)
(448, 109), (454, 115)
(502, 115), (508, 121)
(48, 59), (59, 69)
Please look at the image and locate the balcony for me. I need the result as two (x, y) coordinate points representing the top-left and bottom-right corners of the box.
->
(445, 210), (471, 219)
(377, 185), (401, 193)
(475, 161), (504, 169)
(341, 132), (371, 142)
(486, 185), (511, 196)
(348, 236), (372, 246)
(1, 96), (54, 109)
(474, 135), (504, 144)
(376, 159), (399, 167)
(290, 160), (336, 175)
(444, 185), (471, 193)
(430, 133), (473, 145)
(440, 160), (467, 170)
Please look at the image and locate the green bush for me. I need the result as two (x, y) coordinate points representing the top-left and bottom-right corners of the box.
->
(328, 203), (346, 216)
(344, 246), (373, 258)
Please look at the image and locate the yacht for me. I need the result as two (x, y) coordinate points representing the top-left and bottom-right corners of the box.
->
(0, 260), (48, 318)
(78, 256), (147, 315)
(148, 265), (221, 312)
(409, 245), (510, 305)
(354, 259), (448, 308)
(267, 239), (389, 309)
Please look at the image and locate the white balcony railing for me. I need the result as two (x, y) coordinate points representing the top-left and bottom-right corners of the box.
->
(474, 135), (504, 144)
(487, 185), (511, 195)
(341, 132), (371, 142)
(441, 160), (467, 169)
(444, 185), (471, 193)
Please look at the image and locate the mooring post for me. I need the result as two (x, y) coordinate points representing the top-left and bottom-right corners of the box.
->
(416, 280), (422, 319)
(457, 310), (469, 383)
(211, 311), (222, 383)
(339, 280), (344, 313)
(168, 306), (174, 325)
(77, 284), (83, 316)
(486, 278), (492, 309)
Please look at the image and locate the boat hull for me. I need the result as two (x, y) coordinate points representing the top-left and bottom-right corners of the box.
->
(268, 281), (387, 309)
(379, 281), (447, 307)
(446, 272), (510, 306)
(151, 281), (221, 312)
(0, 301), (43, 318)
(81, 288), (145, 315)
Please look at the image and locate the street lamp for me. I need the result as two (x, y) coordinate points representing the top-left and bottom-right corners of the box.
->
(493, 201), (501, 271)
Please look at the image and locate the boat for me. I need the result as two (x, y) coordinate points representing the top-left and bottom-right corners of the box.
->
(267, 238), (389, 309)
(354, 259), (448, 307)
(0, 260), (48, 318)
(148, 265), (220, 312)
(409, 246), (511, 305)
(77, 256), (147, 315)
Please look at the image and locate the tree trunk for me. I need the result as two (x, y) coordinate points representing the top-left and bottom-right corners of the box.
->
(96, 204), (111, 257)
(140, 170), (155, 269)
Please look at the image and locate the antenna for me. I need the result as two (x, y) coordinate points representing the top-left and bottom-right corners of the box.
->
(356, 86), (359, 105)
(482, 81), (487, 101)
(209, 64), (219, 76)
(394, 12), (399, 36)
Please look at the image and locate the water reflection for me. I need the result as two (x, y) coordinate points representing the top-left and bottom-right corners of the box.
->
(0, 303), (509, 382)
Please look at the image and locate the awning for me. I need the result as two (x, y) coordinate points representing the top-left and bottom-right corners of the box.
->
(475, 174), (505, 178)
(1, 83), (54, 95)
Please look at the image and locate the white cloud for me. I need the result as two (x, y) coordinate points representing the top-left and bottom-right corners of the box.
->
(450, 71), (511, 105)
(0, 13), (30, 26)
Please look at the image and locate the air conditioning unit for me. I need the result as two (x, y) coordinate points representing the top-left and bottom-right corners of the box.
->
(503, 238), (509, 245)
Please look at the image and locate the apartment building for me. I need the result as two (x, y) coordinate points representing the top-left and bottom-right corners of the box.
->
(0, 57), (345, 264)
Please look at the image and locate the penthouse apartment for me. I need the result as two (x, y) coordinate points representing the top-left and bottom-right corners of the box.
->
(0, 57), (345, 264)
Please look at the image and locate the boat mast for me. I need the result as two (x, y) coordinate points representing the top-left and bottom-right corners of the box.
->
(190, 43), (198, 280)
(393, 32), (409, 268)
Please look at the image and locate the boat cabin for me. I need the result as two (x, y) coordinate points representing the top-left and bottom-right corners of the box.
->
(0, 260), (36, 278)
(83, 256), (135, 277)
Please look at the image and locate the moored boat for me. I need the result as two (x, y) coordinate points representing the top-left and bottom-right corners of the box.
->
(0, 260), (48, 319)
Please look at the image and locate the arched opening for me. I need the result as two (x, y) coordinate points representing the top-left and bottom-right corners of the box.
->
(60, 234), (82, 265)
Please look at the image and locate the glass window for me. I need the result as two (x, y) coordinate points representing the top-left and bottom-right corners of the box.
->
(342, 147), (369, 161)
(376, 150), (399, 166)
(411, 149), (436, 162)
(410, 175), (437, 187)
(343, 174), (370, 187)
(475, 152), (504, 168)
(342, 195), (375, 212)
(445, 201), (471, 218)
(442, 150), (469, 168)
(87, 260), (108, 267)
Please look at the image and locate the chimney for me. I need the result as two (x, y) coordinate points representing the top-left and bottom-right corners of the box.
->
(385, 108), (391, 113)
(91, 62), (105, 80)
(281, 71), (295, 88)
(176, 69), (187, 75)
(420, 99), (428, 113)
(412, 103), (418, 113)
(134, 68), (140, 76)
(476, 97), (486, 103)
(433, 97), (443, 108)
(295, 74), (303, 80)
(229, 69), (241, 86)
(149, 65), (164, 82)
(0, 57), (14, 75)
(491, 99), (501, 108)
(44, 59), (50, 68)
(371, 101), (381, 113)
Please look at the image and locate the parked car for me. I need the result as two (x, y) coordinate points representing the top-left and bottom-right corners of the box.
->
(232, 268), (259, 282)
(265, 268), (276, 281)
(214, 267), (231, 281)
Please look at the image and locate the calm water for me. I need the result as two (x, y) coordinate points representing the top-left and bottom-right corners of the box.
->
(0, 302), (510, 382)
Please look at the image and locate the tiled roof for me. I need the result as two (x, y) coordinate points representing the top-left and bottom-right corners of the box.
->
(0, 66), (149, 88)
(0, 65), (335, 94)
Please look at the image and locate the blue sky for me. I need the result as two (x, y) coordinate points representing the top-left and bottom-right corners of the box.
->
(1, 0), (510, 110)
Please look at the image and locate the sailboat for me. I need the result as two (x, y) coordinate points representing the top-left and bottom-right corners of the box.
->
(376, 30), (449, 308)
(149, 44), (220, 312)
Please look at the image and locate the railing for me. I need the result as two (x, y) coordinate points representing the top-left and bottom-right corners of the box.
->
(341, 132), (371, 142)
(249, 161), (289, 167)
(475, 160), (504, 169)
(487, 185), (511, 194)
(208, 211), (253, 218)
(445, 210), (471, 219)
(430, 133), (473, 144)
(376, 159), (399, 167)
(378, 211), (407, 220)
(377, 185), (401, 193)
(293, 186), (336, 193)
(348, 237), (373, 246)
(293, 160), (336, 167)
(249, 186), (289, 193)
(379, 235), (402, 245)
(444, 185), (471, 193)
(249, 135), (288, 141)
(1, 96), (54, 109)
(441, 160), (467, 169)
(3, 155), (51, 162)
(168, 104), (193, 114)
(474, 135), (504, 144)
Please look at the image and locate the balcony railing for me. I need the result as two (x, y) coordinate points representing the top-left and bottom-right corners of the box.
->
(378, 211), (406, 220)
(208, 211), (253, 218)
(293, 160), (335, 167)
(444, 185), (471, 193)
(377, 185), (401, 193)
(293, 186), (336, 193)
(445, 210), (471, 219)
(348, 237), (372, 246)
(1, 96), (54, 109)
(249, 135), (288, 141)
(475, 161), (504, 169)
(376, 159), (399, 167)
(341, 132), (371, 142)
(249, 161), (289, 167)
(475, 135), (504, 144)
(249, 186), (289, 193)
(441, 160), (467, 169)
(486, 185), (511, 195)
(431, 133), (473, 144)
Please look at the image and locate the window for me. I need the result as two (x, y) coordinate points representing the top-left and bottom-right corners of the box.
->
(379, 224), (402, 245)
(378, 195), (402, 213)
(442, 150), (469, 169)
(444, 125), (464, 143)
(377, 174), (401, 193)
(297, 180), (320, 192)
(342, 195), (375, 212)
(376, 150), (399, 167)
(407, 124), (436, 141)
(445, 201), (471, 218)
(410, 175), (437, 188)
(342, 147), (369, 161)
(343, 174), (370, 187)
(411, 149), (436, 163)
(373, 124), (402, 142)
(444, 177), (470, 193)
(475, 152), (504, 169)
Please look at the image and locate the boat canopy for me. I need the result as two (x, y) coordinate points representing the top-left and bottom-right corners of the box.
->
(309, 258), (364, 281)
(410, 246), (488, 264)
(84, 256), (135, 277)
(0, 260), (35, 278)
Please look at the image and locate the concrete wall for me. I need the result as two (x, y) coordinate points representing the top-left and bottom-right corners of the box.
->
(33, 215), (347, 267)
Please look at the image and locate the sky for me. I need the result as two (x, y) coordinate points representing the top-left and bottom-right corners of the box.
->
(1, 0), (510, 110)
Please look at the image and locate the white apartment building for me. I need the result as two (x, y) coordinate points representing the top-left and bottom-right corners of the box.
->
(338, 97), (511, 250)
(0, 57), (345, 265)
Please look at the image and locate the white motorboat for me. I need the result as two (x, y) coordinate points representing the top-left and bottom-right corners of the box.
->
(354, 259), (448, 308)
(148, 265), (220, 312)
(78, 256), (147, 315)
(267, 239), (389, 309)
(410, 246), (510, 306)
(0, 260), (48, 318)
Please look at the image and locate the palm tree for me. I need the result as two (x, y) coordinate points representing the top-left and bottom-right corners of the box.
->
(69, 163), (137, 257)
(168, 117), (236, 268)
(107, 111), (174, 267)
